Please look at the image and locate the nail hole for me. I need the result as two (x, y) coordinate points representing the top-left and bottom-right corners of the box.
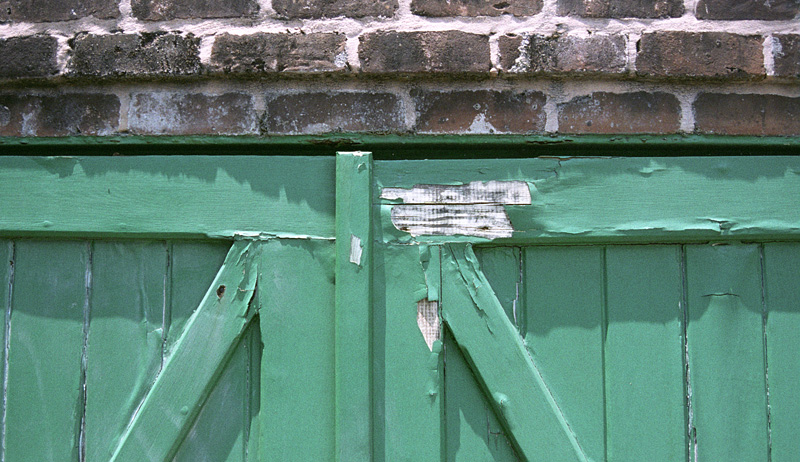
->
(217, 285), (226, 298)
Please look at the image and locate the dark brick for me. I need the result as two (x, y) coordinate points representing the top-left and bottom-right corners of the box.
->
(411, 0), (541, 17)
(499, 34), (626, 75)
(211, 33), (346, 73)
(558, 0), (682, 17)
(0, 36), (58, 78)
(0, 93), (119, 136)
(694, 93), (800, 135)
(273, 0), (397, 18)
(69, 33), (200, 77)
(558, 92), (681, 134)
(0, 0), (118, 22)
(636, 32), (764, 79)
(774, 35), (800, 78)
(132, 0), (257, 20)
(696, 0), (798, 20)
(129, 92), (257, 135)
(359, 31), (490, 74)
(265, 92), (404, 134)
(413, 90), (546, 134)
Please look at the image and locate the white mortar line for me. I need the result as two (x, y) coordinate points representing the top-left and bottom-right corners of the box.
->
(198, 35), (215, 65)
(677, 88), (698, 133)
(399, 86), (416, 131)
(763, 34), (776, 76)
(117, 89), (131, 133)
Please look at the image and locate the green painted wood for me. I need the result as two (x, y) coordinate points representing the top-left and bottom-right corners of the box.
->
(523, 246), (605, 462)
(335, 152), (373, 461)
(376, 156), (800, 244)
(686, 244), (768, 461)
(110, 240), (259, 462)
(257, 239), (336, 460)
(172, 324), (253, 462)
(443, 328), (519, 462)
(763, 243), (800, 461)
(442, 244), (586, 462)
(373, 243), (443, 461)
(167, 241), (231, 353)
(474, 247), (523, 332)
(0, 156), (335, 239)
(5, 240), (87, 461)
(604, 245), (686, 461)
(85, 241), (166, 461)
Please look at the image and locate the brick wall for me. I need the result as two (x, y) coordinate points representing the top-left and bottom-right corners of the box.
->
(0, 0), (797, 137)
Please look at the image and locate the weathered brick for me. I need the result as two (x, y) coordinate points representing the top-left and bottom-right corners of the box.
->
(0, 0), (118, 22)
(694, 93), (800, 135)
(211, 33), (346, 73)
(558, 92), (681, 134)
(265, 92), (403, 134)
(273, 0), (397, 18)
(695, 0), (798, 20)
(774, 35), (800, 78)
(413, 90), (546, 134)
(132, 0), (257, 20)
(558, 0), (682, 18)
(129, 92), (257, 135)
(69, 33), (200, 77)
(0, 93), (119, 136)
(636, 32), (764, 79)
(0, 36), (58, 78)
(411, 0), (541, 17)
(359, 31), (490, 74)
(499, 34), (626, 75)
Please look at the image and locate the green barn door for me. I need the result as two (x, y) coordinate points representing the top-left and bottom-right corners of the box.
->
(374, 156), (800, 462)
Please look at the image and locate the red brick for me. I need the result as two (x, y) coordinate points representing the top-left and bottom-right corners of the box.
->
(273, 0), (397, 18)
(132, 0), (257, 19)
(411, 0), (541, 17)
(499, 34), (627, 75)
(129, 93), (257, 135)
(558, 92), (681, 134)
(1, 0), (118, 22)
(0, 36), (58, 79)
(773, 35), (800, 78)
(0, 93), (119, 136)
(265, 92), (404, 134)
(558, 0), (682, 18)
(69, 33), (200, 77)
(211, 33), (346, 73)
(359, 31), (490, 74)
(696, 0), (798, 20)
(413, 90), (546, 134)
(694, 93), (800, 135)
(636, 32), (764, 80)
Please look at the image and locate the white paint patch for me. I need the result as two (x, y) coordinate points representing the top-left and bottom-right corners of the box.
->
(349, 234), (363, 266)
(417, 299), (439, 352)
(383, 181), (531, 239)
(392, 205), (515, 239)
(382, 181), (531, 205)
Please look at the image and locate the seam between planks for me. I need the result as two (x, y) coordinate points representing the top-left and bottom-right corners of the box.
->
(0, 241), (14, 462)
(679, 245), (696, 462)
(78, 241), (93, 462)
(758, 244), (773, 462)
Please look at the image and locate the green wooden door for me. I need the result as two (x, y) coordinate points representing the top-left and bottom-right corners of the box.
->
(1, 153), (799, 461)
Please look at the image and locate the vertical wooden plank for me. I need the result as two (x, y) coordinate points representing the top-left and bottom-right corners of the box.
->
(686, 244), (768, 461)
(258, 239), (336, 460)
(475, 247), (523, 332)
(763, 243), (800, 462)
(172, 327), (249, 462)
(335, 152), (373, 462)
(443, 329), (519, 462)
(375, 243), (443, 461)
(524, 246), (605, 462)
(85, 241), (165, 461)
(605, 245), (686, 461)
(5, 240), (87, 461)
(168, 241), (231, 353)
